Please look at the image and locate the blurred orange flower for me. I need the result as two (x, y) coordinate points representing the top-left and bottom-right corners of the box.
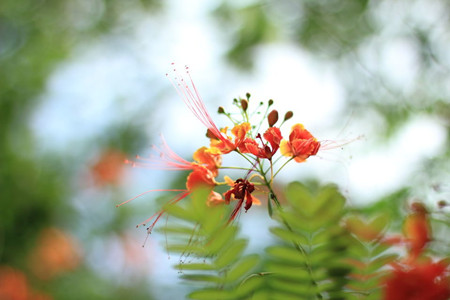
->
(29, 228), (81, 280)
(403, 202), (431, 262)
(90, 149), (127, 186)
(0, 266), (52, 300)
(384, 260), (450, 300)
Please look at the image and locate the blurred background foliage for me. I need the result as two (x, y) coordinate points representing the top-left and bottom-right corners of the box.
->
(0, 0), (448, 299)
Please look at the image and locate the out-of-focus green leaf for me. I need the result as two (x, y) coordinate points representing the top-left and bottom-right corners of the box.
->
(214, 239), (248, 269)
(225, 254), (259, 283)
(188, 288), (234, 300)
(265, 246), (307, 265)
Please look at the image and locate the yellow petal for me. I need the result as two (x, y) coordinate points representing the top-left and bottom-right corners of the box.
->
(224, 175), (235, 186)
(279, 139), (293, 157)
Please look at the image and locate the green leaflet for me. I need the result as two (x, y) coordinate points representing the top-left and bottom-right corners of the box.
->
(344, 213), (395, 297)
(224, 254), (260, 283)
(265, 182), (351, 299)
(188, 289), (235, 300)
(159, 183), (410, 299)
(214, 239), (248, 269)
(160, 188), (260, 300)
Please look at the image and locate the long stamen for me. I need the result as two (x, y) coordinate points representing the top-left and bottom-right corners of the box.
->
(166, 64), (228, 144)
(116, 189), (186, 207)
(320, 135), (364, 151)
(137, 191), (190, 229)
(127, 135), (194, 171)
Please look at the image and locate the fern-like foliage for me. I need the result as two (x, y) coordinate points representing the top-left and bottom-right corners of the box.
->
(254, 182), (352, 300)
(344, 214), (397, 299)
(159, 188), (260, 300)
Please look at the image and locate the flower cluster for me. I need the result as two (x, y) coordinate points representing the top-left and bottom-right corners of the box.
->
(383, 202), (450, 300)
(119, 65), (331, 234)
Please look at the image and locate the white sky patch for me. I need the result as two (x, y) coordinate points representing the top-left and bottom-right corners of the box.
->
(347, 116), (446, 203)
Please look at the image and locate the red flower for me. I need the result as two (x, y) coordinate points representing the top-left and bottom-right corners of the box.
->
(280, 124), (320, 163)
(240, 127), (282, 159)
(384, 260), (450, 300)
(224, 178), (261, 222)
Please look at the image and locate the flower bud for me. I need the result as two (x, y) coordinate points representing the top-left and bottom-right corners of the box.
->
(268, 109), (278, 127)
(246, 92), (251, 100)
(218, 106), (225, 114)
(284, 111), (294, 121)
(240, 99), (248, 111)
(438, 200), (447, 209)
(268, 99), (274, 106)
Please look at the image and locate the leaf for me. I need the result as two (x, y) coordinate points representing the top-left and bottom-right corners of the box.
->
(269, 227), (308, 244)
(225, 254), (259, 283)
(367, 254), (397, 273)
(164, 203), (198, 223)
(180, 274), (221, 283)
(174, 262), (215, 271)
(188, 288), (234, 300)
(235, 274), (266, 298)
(269, 278), (317, 297)
(159, 224), (196, 235)
(214, 239), (248, 269)
(206, 225), (239, 254)
(266, 246), (307, 265)
(166, 243), (207, 256)
(265, 262), (311, 281)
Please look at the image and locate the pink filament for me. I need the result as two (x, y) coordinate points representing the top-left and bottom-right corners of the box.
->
(116, 189), (187, 207)
(129, 135), (194, 171)
(166, 65), (228, 144)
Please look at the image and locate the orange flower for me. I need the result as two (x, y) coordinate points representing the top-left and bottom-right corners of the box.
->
(280, 124), (320, 163)
(29, 228), (81, 280)
(0, 266), (28, 300)
(383, 260), (450, 300)
(403, 202), (431, 262)
(211, 123), (252, 154)
(0, 266), (52, 300)
(90, 149), (127, 186)
(192, 146), (222, 177)
(240, 127), (282, 159)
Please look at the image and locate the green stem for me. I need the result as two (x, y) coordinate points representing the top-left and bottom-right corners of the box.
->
(272, 157), (294, 179)
(219, 166), (254, 171)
